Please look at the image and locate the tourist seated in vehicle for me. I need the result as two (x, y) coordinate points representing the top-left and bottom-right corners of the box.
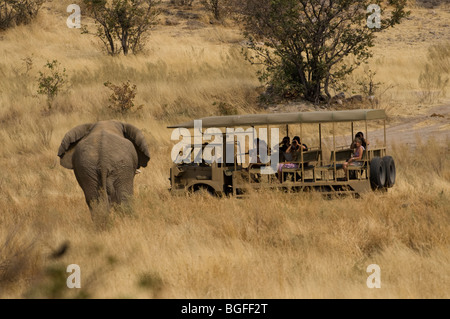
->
(276, 136), (308, 182)
(343, 137), (365, 177)
(293, 136), (308, 152)
(278, 136), (291, 163)
(351, 131), (369, 149)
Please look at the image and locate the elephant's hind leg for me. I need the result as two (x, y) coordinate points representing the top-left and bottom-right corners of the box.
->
(109, 174), (135, 213)
(74, 168), (110, 224)
(74, 169), (99, 207)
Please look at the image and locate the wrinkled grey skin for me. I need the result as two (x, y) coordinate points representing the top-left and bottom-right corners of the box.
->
(58, 120), (150, 217)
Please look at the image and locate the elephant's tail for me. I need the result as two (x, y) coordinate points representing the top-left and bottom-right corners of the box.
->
(99, 162), (110, 212)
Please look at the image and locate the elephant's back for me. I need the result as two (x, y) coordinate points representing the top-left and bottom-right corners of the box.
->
(100, 131), (138, 166)
(73, 135), (100, 166)
(73, 130), (137, 170)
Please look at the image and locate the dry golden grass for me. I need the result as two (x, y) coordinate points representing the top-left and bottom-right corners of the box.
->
(0, 1), (449, 298)
(347, 5), (450, 116)
(1, 138), (449, 299)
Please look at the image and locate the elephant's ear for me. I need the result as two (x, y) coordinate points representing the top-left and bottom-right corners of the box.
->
(57, 123), (93, 169)
(122, 123), (150, 168)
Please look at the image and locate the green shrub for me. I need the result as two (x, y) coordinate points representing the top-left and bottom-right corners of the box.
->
(37, 60), (68, 110)
(82, 0), (159, 56)
(104, 80), (143, 114)
(0, 0), (45, 30)
(214, 101), (238, 115)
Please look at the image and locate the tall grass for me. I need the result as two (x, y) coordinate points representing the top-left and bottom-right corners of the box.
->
(0, 2), (449, 298)
(0, 134), (448, 298)
(418, 43), (450, 104)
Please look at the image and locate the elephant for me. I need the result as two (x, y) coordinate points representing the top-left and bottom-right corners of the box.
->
(57, 120), (150, 219)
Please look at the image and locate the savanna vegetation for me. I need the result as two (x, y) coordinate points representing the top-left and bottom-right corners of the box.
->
(0, 0), (449, 298)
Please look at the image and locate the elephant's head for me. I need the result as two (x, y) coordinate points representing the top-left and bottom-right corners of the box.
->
(57, 121), (150, 169)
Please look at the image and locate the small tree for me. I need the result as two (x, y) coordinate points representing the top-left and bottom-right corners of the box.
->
(357, 69), (382, 97)
(201, 0), (220, 20)
(104, 80), (142, 114)
(37, 60), (68, 109)
(201, 0), (234, 20)
(0, 0), (45, 30)
(82, 0), (159, 56)
(239, 0), (409, 103)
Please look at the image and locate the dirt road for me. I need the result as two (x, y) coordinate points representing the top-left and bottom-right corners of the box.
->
(328, 104), (450, 150)
(368, 104), (449, 149)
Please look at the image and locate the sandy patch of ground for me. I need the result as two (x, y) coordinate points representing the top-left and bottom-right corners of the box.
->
(374, 103), (450, 148)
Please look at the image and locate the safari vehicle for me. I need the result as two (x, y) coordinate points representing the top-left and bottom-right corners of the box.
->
(168, 109), (396, 196)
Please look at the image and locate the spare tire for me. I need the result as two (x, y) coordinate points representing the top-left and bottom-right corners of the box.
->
(370, 157), (386, 190)
(382, 156), (396, 188)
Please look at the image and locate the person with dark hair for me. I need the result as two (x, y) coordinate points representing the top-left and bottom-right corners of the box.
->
(351, 131), (369, 149)
(278, 136), (291, 163)
(344, 137), (365, 178)
(277, 136), (308, 182)
(280, 136), (290, 152)
(292, 136), (308, 152)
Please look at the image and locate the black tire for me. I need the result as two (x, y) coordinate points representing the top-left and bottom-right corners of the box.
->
(382, 156), (396, 188)
(370, 157), (386, 190)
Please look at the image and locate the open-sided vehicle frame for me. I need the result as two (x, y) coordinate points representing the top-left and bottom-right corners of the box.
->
(168, 109), (396, 196)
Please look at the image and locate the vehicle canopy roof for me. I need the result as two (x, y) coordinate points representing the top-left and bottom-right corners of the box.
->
(167, 109), (386, 129)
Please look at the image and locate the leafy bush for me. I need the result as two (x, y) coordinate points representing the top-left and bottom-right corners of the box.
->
(37, 60), (68, 110)
(104, 80), (143, 114)
(214, 101), (238, 115)
(239, 0), (409, 103)
(0, 0), (45, 30)
(356, 69), (382, 97)
(82, 0), (159, 56)
(201, 0), (234, 20)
